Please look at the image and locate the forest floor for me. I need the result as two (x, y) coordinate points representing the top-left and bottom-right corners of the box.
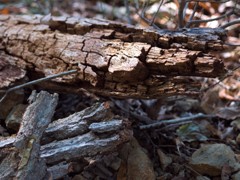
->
(0, 0), (240, 179)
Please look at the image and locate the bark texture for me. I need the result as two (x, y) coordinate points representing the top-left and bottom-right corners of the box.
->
(0, 15), (227, 98)
(0, 100), (132, 179)
(0, 91), (58, 180)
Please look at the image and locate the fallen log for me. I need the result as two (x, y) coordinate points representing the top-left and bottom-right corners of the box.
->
(0, 15), (227, 98)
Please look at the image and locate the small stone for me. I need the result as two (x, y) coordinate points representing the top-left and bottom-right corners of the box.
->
(118, 138), (155, 180)
(189, 143), (240, 176)
(157, 149), (172, 170)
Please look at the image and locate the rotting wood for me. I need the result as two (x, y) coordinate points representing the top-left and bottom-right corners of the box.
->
(0, 15), (227, 98)
(0, 91), (58, 180)
(41, 129), (131, 165)
(42, 102), (116, 144)
(0, 101), (132, 175)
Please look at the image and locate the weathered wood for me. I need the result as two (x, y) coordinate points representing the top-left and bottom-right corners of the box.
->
(14, 91), (58, 180)
(42, 102), (113, 144)
(47, 162), (69, 179)
(0, 91), (58, 180)
(41, 128), (131, 165)
(0, 15), (227, 98)
(41, 102), (131, 165)
(0, 101), (132, 174)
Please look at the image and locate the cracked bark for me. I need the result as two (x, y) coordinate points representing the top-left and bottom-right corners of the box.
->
(0, 15), (227, 98)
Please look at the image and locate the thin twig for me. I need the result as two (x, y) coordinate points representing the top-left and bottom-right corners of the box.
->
(0, 69), (77, 103)
(156, 121), (194, 131)
(139, 113), (215, 129)
(220, 18), (240, 29)
(141, 0), (150, 17)
(138, 11), (162, 30)
(183, 2), (189, 21)
(134, 0), (139, 10)
(133, 0), (161, 30)
(150, 0), (164, 26)
(185, 2), (198, 28)
(225, 42), (240, 46)
(124, 0), (133, 24)
(178, 0), (187, 28)
(111, 98), (155, 124)
(201, 65), (240, 93)
(186, 10), (233, 27)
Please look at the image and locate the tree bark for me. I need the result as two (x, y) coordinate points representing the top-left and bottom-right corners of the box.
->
(0, 91), (58, 180)
(0, 15), (226, 98)
(0, 100), (132, 178)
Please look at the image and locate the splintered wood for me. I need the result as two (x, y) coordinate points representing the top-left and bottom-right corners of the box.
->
(0, 91), (58, 180)
(0, 92), (132, 179)
(0, 15), (226, 98)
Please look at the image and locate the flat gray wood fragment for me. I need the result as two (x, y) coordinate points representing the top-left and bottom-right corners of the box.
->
(89, 119), (123, 133)
(14, 91), (58, 180)
(42, 102), (113, 144)
(47, 162), (69, 179)
(41, 132), (127, 164)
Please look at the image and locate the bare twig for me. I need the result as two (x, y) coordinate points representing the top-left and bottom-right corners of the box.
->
(134, 0), (140, 10)
(183, 2), (189, 21)
(141, 0), (150, 17)
(138, 0), (163, 29)
(201, 65), (240, 93)
(178, 0), (187, 28)
(124, 0), (133, 24)
(225, 42), (240, 46)
(111, 98), (155, 124)
(0, 69), (77, 103)
(138, 11), (162, 30)
(186, 10), (234, 27)
(186, 2), (199, 27)
(156, 121), (195, 131)
(150, 0), (164, 26)
(139, 113), (215, 129)
(220, 18), (240, 28)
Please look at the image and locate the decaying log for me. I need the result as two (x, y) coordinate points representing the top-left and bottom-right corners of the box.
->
(0, 91), (58, 180)
(0, 99), (132, 178)
(0, 15), (227, 98)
